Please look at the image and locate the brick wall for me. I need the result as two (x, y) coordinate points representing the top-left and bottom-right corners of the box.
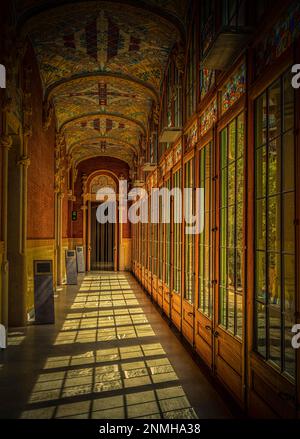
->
(25, 44), (56, 240)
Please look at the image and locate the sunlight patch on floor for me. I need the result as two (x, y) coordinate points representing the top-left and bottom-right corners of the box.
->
(19, 272), (198, 419)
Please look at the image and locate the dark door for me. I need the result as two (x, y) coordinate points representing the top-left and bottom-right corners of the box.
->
(91, 204), (115, 271)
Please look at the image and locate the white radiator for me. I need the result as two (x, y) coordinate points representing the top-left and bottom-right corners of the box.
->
(0, 324), (6, 349)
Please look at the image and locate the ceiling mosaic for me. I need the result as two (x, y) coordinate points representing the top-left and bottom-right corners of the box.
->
(16, 0), (187, 28)
(23, 2), (178, 90)
(53, 77), (152, 130)
(64, 116), (141, 151)
(17, 0), (188, 167)
(71, 140), (135, 167)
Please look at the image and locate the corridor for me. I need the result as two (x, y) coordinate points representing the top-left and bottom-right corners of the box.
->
(1, 0), (299, 421)
(0, 272), (232, 419)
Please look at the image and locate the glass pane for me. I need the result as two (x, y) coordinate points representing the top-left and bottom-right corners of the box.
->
(255, 198), (266, 251)
(269, 304), (281, 367)
(236, 247), (243, 291)
(268, 253), (281, 306)
(282, 131), (295, 192)
(220, 248), (227, 287)
(236, 294), (243, 338)
(221, 128), (228, 168)
(255, 146), (266, 198)
(227, 206), (235, 249)
(221, 208), (227, 248)
(268, 195), (281, 253)
(237, 113), (244, 158)
(255, 92), (267, 147)
(220, 287), (227, 326)
(236, 204), (243, 248)
(283, 71), (294, 132)
(256, 302), (266, 357)
(268, 137), (281, 196)
(228, 120), (236, 162)
(228, 162), (236, 206)
(284, 254), (295, 379)
(283, 192), (295, 253)
(268, 80), (281, 141)
(221, 167), (227, 208)
(227, 247), (235, 288)
(228, 289), (235, 333)
(236, 157), (244, 204)
(256, 251), (266, 302)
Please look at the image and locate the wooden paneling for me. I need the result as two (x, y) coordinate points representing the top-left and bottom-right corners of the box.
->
(182, 300), (194, 345)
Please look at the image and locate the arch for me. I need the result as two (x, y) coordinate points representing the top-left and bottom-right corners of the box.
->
(69, 135), (138, 155)
(61, 112), (146, 135)
(18, 0), (185, 43)
(74, 153), (133, 169)
(86, 169), (120, 194)
(46, 72), (158, 104)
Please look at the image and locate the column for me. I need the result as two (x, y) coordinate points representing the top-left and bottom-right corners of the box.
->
(0, 133), (12, 327)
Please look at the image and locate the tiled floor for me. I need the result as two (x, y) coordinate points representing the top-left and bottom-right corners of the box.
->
(0, 272), (233, 419)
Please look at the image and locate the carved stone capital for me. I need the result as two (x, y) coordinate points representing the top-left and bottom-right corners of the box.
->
(43, 99), (54, 131)
(1, 96), (12, 113)
(23, 125), (33, 139)
(0, 134), (13, 150)
(17, 155), (31, 168)
(173, 42), (185, 74)
(1, 260), (9, 274)
(152, 104), (160, 126)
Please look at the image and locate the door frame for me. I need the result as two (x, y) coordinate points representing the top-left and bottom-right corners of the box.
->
(83, 170), (119, 272)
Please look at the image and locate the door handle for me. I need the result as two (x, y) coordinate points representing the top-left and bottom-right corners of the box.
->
(213, 330), (219, 338)
(188, 312), (195, 317)
(205, 325), (212, 332)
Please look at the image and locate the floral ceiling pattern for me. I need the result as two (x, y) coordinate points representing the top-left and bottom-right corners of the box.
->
(18, 0), (187, 167)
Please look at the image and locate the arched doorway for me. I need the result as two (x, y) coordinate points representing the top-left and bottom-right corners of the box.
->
(83, 172), (119, 272)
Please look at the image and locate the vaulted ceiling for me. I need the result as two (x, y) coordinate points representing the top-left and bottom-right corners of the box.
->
(17, 0), (188, 169)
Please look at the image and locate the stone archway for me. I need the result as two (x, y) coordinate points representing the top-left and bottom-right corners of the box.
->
(82, 171), (119, 272)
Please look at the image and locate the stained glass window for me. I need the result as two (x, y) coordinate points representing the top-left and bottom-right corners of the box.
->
(255, 2), (300, 75)
(200, 68), (215, 99)
(200, 99), (217, 137)
(221, 63), (246, 114)
(186, 121), (198, 150)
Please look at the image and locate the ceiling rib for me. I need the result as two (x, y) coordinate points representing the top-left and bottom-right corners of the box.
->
(69, 135), (139, 154)
(60, 112), (146, 135)
(18, 0), (185, 41)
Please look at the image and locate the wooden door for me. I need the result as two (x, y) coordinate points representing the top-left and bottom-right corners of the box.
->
(182, 155), (196, 345)
(91, 204), (115, 271)
(170, 165), (182, 331)
(163, 177), (172, 317)
(213, 113), (246, 405)
(195, 140), (215, 369)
